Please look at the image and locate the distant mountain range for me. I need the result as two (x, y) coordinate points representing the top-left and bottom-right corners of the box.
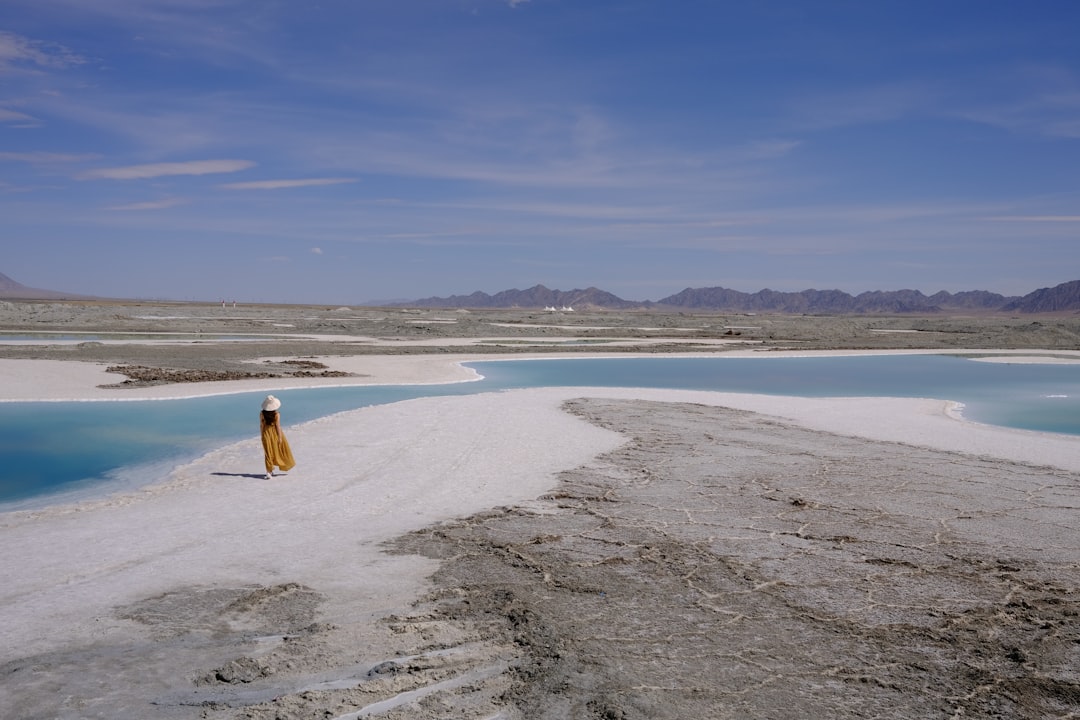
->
(3, 270), (1079, 313)
(404, 280), (1080, 314)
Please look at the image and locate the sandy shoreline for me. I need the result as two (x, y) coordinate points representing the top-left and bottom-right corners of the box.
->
(4, 345), (1080, 718)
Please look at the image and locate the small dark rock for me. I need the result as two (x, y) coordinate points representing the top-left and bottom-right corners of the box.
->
(366, 660), (402, 677)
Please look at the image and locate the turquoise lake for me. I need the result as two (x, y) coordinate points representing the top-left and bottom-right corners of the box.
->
(2, 354), (1078, 509)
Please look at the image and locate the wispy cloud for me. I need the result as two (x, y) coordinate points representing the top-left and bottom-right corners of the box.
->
(6, 0), (285, 71)
(312, 128), (769, 192)
(0, 151), (101, 163)
(27, 94), (230, 157)
(939, 65), (1080, 139)
(425, 199), (675, 221)
(954, 96), (1080, 139)
(220, 178), (356, 190)
(310, 247), (323, 255)
(0, 30), (86, 72)
(788, 83), (935, 131)
(106, 197), (188, 211)
(739, 139), (801, 160)
(0, 107), (37, 123)
(984, 215), (1080, 222)
(80, 159), (255, 180)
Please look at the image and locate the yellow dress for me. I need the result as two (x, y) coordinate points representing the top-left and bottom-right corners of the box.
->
(260, 411), (296, 474)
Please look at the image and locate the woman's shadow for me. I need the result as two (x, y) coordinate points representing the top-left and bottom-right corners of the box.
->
(211, 472), (282, 479)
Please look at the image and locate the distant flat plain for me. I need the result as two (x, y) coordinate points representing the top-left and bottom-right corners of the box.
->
(2, 299), (1079, 388)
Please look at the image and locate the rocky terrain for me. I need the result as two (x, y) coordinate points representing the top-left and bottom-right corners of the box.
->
(2, 299), (1080, 388)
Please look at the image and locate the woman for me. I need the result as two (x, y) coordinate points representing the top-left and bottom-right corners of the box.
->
(260, 395), (296, 479)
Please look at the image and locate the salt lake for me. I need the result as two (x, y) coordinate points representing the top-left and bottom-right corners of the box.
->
(2, 354), (1078, 508)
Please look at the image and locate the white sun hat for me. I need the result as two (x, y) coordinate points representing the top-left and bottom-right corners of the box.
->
(261, 395), (282, 411)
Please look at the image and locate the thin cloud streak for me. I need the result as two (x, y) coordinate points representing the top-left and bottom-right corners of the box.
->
(0, 151), (101, 163)
(985, 215), (1080, 222)
(0, 107), (37, 122)
(786, 82), (937, 132)
(106, 197), (187, 211)
(220, 178), (356, 190)
(80, 159), (255, 180)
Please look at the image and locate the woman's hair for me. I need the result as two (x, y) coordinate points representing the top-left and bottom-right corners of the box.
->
(262, 409), (278, 424)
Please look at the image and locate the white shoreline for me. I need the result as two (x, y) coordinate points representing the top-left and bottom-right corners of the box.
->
(3, 350), (1080, 672)
(3, 348), (1079, 403)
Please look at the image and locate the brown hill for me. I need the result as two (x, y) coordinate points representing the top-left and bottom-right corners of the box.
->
(1001, 280), (1080, 313)
(406, 284), (640, 310)
(656, 287), (1019, 313)
(0, 272), (90, 300)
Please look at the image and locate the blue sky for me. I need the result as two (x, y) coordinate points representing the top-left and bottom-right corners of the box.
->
(3, 1), (1080, 304)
